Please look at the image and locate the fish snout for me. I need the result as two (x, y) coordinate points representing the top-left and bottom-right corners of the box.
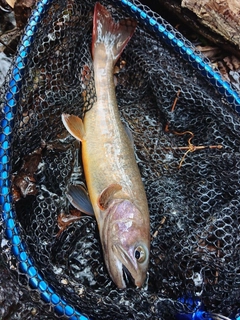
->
(110, 243), (148, 289)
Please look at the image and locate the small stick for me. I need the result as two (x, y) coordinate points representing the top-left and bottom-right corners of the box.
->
(0, 27), (19, 37)
(168, 145), (223, 151)
(166, 130), (223, 168)
(165, 89), (181, 132)
(152, 216), (166, 239)
(171, 89), (181, 112)
(165, 91), (223, 168)
(0, 38), (15, 53)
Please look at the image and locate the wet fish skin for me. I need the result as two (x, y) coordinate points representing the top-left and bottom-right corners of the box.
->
(62, 2), (150, 289)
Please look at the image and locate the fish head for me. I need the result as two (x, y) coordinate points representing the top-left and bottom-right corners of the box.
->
(101, 199), (150, 289)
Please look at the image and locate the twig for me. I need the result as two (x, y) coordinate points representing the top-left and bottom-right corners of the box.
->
(151, 216), (166, 239)
(165, 91), (223, 168)
(165, 89), (181, 132)
(0, 27), (19, 37)
(0, 38), (15, 53)
(171, 89), (181, 112)
(166, 131), (223, 168)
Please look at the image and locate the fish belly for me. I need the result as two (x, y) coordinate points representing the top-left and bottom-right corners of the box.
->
(82, 100), (148, 220)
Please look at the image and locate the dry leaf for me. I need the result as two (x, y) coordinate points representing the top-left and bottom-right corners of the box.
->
(14, 0), (36, 28)
(196, 45), (221, 60)
(223, 55), (240, 71)
(217, 61), (230, 82)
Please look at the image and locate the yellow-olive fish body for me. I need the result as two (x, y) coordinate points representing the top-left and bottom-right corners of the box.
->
(62, 2), (150, 289)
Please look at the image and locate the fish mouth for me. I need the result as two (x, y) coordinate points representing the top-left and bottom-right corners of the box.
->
(122, 264), (135, 287)
(111, 243), (138, 288)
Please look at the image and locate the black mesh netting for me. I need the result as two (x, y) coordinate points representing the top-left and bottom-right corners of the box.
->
(1, 0), (240, 319)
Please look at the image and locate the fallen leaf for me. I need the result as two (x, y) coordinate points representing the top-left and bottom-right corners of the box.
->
(196, 45), (221, 60)
(14, 0), (36, 28)
(223, 55), (240, 71)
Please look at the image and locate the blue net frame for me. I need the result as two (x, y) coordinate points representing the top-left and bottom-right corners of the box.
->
(1, 0), (240, 319)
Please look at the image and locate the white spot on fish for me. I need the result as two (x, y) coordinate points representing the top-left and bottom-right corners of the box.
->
(98, 68), (107, 77)
(125, 220), (132, 229)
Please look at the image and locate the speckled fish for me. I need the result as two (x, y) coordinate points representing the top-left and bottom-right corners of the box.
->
(62, 2), (150, 289)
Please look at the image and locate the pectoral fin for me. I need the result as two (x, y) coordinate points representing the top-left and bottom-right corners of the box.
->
(98, 183), (122, 210)
(66, 185), (94, 216)
(62, 114), (85, 142)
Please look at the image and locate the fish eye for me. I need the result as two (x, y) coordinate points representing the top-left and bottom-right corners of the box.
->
(134, 246), (146, 263)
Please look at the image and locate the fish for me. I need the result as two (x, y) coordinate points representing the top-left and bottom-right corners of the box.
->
(61, 2), (150, 289)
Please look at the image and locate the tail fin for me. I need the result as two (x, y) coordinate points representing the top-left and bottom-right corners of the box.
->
(92, 2), (137, 64)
